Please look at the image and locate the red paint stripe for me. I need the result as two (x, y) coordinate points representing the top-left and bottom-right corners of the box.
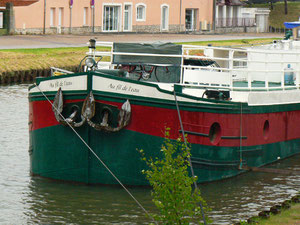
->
(30, 99), (300, 147)
(29, 100), (82, 131)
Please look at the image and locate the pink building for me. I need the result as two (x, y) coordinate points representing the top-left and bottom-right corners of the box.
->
(10, 0), (214, 34)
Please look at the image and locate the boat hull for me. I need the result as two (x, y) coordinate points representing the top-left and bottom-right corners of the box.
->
(29, 123), (300, 185)
(28, 72), (300, 185)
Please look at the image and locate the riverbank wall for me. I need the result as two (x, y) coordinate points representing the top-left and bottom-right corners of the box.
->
(0, 66), (78, 85)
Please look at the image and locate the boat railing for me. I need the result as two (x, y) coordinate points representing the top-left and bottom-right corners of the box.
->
(88, 41), (300, 92)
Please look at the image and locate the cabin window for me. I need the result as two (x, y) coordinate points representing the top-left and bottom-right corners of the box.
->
(136, 4), (146, 21)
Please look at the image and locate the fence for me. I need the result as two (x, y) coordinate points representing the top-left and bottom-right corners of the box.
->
(216, 18), (256, 28)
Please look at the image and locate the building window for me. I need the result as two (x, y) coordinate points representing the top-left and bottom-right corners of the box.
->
(124, 4), (132, 31)
(83, 7), (88, 26)
(50, 8), (56, 27)
(161, 4), (169, 31)
(0, 12), (3, 28)
(103, 5), (121, 31)
(136, 3), (146, 21)
(58, 7), (64, 27)
(185, 9), (197, 31)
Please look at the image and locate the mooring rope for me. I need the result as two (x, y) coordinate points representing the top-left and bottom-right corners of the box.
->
(33, 84), (157, 225)
(173, 90), (207, 225)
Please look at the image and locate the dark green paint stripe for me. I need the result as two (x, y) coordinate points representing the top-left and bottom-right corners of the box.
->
(179, 130), (209, 137)
(221, 136), (247, 140)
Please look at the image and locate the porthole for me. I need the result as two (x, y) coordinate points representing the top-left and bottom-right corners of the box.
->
(263, 120), (269, 140)
(209, 122), (221, 145)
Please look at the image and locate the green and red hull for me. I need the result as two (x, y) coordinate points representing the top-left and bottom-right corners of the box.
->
(28, 72), (300, 185)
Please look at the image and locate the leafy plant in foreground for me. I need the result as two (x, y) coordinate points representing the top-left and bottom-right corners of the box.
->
(140, 129), (209, 224)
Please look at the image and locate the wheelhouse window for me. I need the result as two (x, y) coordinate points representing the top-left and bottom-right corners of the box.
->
(136, 4), (146, 21)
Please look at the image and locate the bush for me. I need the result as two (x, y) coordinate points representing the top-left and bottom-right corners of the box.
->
(140, 129), (209, 224)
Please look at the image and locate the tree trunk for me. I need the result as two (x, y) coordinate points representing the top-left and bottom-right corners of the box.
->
(284, 0), (288, 15)
(270, 1), (273, 10)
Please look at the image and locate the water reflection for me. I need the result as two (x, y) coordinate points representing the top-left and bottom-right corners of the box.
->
(0, 85), (300, 225)
(25, 178), (153, 224)
(200, 155), (300, 224)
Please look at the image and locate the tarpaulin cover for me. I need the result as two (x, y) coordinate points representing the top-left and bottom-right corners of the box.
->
(284, 22), (300, 29)
(112, 42), (182, 66)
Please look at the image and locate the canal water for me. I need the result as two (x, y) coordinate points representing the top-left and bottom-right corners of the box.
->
(1, 84), (300, 224)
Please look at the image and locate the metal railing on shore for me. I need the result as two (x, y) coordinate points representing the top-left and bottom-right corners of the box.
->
(216, 17), (256, 28)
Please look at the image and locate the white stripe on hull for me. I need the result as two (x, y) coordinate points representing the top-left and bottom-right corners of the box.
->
(29, 76), (87, 93)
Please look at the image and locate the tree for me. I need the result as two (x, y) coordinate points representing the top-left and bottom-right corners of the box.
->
(140, 129), (209, 224)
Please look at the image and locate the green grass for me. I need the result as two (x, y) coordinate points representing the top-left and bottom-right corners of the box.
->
(269, 2), (300, 29)
(243, 203), (300, 225)
(0, 47), (109, 74)
(248, 2), (300, 29)
(0, 29), (7, 35)
(176, 38), (279, 47)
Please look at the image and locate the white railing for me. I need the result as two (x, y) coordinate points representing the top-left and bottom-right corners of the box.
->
(88, 41), (300, 92)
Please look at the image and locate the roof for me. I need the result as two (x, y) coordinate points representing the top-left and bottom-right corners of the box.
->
(284, 22), (300, 29)
(0, 0), (39, 7)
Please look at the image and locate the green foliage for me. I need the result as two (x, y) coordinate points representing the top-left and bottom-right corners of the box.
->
(248, 2), (300, 28)
(140, 129), (209, 224)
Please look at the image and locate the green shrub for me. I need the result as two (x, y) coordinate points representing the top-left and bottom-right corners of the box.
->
(140, 129), (209, 224)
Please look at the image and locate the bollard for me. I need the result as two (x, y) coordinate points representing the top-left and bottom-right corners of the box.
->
(258, 210), (270, 218)
(291, 196), (300, 203)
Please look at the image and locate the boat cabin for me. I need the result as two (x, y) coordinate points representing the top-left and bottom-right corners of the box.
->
(52, 37), (300, 104)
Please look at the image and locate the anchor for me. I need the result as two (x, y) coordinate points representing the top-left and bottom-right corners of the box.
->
(82, 91), (131, 132)
(52, 88), (86, 127)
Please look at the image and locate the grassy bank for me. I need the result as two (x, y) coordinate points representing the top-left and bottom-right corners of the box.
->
(269, 2), (300, 29)
(0, 47), (88, 74)
(248, 2), (300, 29)
(246, 203), (300, 225)
(0, 38), (278, 76)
